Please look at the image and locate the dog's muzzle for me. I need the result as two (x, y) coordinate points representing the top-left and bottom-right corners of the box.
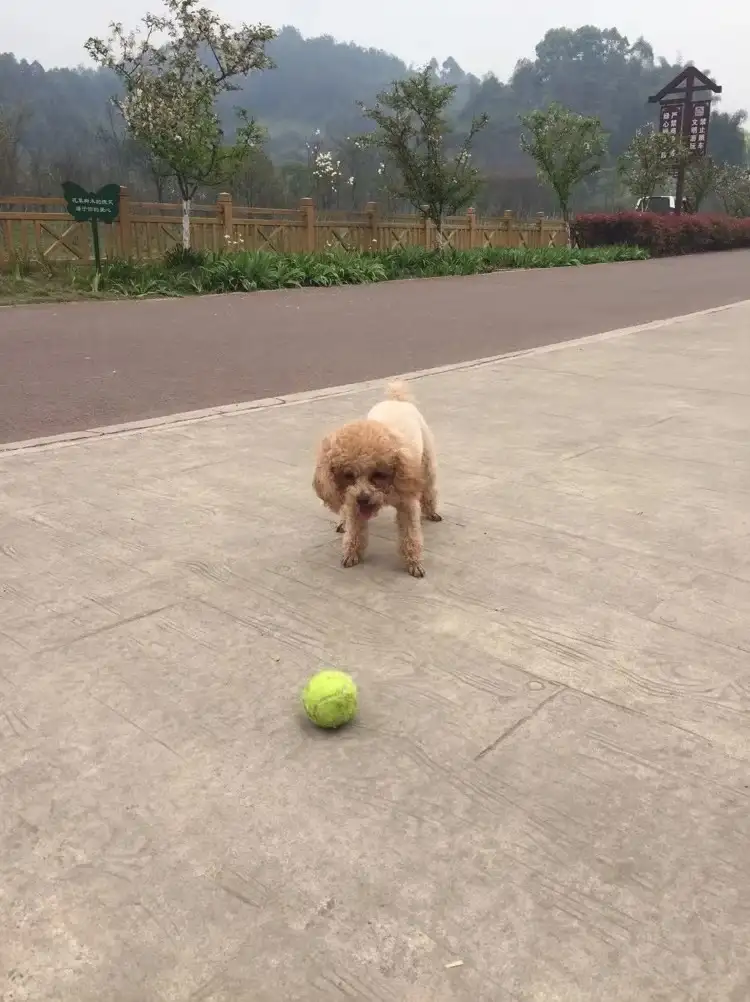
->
(356, 494), (378, 519)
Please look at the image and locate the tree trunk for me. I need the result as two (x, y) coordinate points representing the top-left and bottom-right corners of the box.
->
(435, 213), (444, 251)
(561, 204), (572, 248)
(181, 199), (191, 249)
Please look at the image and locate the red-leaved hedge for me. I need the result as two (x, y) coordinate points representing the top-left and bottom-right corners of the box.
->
(571, 211), (750, 256)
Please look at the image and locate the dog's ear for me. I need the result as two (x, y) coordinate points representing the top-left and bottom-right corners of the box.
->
(392, 450), (424, 500)
(313, 436), (341, 511)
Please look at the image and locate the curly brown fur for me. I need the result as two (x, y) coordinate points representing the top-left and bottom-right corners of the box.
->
(312, 382), (440, 576)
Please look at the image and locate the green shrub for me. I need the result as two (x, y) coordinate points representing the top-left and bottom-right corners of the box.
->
(114, 245), (647, 294)
(7, 243), (648, 303)
(163, 245), (209, 269)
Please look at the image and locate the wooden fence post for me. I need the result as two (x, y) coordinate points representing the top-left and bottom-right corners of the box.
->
(299, 197), (316, 252)
(364, 201), (379, 250)
(536, 212), (545, 248)
(217, 191), (233, 249)
(467, 206), (477, 249)
(503, 209), (514, 248)
(118, 185), (131, 258)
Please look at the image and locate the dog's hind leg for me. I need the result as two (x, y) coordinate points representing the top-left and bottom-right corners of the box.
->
(397, 500), (425, 577)
(420, 435), (442, 523)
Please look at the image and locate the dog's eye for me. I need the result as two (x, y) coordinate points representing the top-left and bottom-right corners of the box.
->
(339, 470), (356, 484)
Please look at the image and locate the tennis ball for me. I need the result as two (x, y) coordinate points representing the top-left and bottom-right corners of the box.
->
(302, 670), (358, 729)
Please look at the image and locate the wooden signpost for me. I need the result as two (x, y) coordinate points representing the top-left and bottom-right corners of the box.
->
(61, 182), (121, 272)
(648, 67), (721, 214)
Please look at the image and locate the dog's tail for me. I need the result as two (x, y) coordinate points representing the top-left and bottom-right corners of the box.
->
(385, 380), (413, 403)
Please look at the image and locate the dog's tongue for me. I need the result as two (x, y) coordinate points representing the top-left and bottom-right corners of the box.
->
(358, 504), (376, 520)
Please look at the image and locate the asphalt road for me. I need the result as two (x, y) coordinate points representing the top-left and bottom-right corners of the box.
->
(1, 250), (749, 444)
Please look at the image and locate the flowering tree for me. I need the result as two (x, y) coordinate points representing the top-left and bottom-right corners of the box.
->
(683, 155), (718, 213)
(358, 66), (488, 237)
(520, 103), (607, 233)
(303, 130), (344, 209)
(85, 0), (275, 248)
(312, 150), (343, 208)
(617, 124), (690, 208)
(714, 163), (750, 217)
(335, 136), (380, 210)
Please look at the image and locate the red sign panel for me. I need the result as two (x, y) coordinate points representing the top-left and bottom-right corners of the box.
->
(659, 98), (712, 157)
(658, 102), (683, 176)
(659, 101), (683, 137)
(687, 100), (711, 156)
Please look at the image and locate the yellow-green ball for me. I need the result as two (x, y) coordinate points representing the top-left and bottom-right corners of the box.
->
(302, 670), (358, 729)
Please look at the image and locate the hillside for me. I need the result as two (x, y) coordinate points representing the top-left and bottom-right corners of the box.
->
(0, 24), (747, 214)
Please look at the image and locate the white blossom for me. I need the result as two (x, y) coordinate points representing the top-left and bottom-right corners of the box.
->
(312, 150), (342, 181)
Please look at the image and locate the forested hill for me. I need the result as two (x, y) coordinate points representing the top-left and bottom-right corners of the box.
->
(0, 26), (475, 175)
(0, 23), (747, 211)
(463, 28), (747, 172)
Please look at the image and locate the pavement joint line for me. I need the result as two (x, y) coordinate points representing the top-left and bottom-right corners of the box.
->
(1, 298), (747, 459)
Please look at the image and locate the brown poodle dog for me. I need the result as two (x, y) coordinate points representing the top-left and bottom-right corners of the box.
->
(313, 381), (441, 577)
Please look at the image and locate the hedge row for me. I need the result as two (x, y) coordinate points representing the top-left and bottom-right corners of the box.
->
(571, 211), (750, 256)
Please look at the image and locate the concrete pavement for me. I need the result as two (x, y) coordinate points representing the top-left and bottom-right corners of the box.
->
(2, 301), (750, 1000)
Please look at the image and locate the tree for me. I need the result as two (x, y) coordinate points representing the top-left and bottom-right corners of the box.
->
(359, 66), (488, 238)
(231, 147), (282, 206)
(617, 124), (689, 208)
(303, 129), (343, 209)
(684, 156), (719, 212)
(279, 162), (313, 203)
(331, 136), (387, 210)
(708, 109), (748, 166)
(0, 105), (29, 192)
(502, 28), (670, 157)
(520, 103), (607, 230)
(311, 149), (343, 209)
(85, 0), (275, 247)
(714, 163), (750, 217)
(95, 101), (170, 199)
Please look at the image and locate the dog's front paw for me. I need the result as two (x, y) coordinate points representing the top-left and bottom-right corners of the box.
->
(342, 550), (362, 568)
(406, 561), (425, 578)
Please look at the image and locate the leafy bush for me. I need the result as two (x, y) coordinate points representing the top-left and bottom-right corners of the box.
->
(163, 245), (209, 270)
(376, 244), (645, 278)
(92, 245), (647, 296)
(572, 211), (750, 256)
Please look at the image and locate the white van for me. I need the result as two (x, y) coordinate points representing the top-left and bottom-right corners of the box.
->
(635, 195), (689, 214)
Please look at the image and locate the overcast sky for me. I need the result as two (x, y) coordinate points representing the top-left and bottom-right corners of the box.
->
(6, 0), (749, 114)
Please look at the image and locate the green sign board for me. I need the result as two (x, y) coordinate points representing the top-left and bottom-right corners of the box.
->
(62, 182), (120, 222)
(61, 182), (121, 273)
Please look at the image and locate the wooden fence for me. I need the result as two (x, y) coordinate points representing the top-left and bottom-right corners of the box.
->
(0, 188), (567, 264)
